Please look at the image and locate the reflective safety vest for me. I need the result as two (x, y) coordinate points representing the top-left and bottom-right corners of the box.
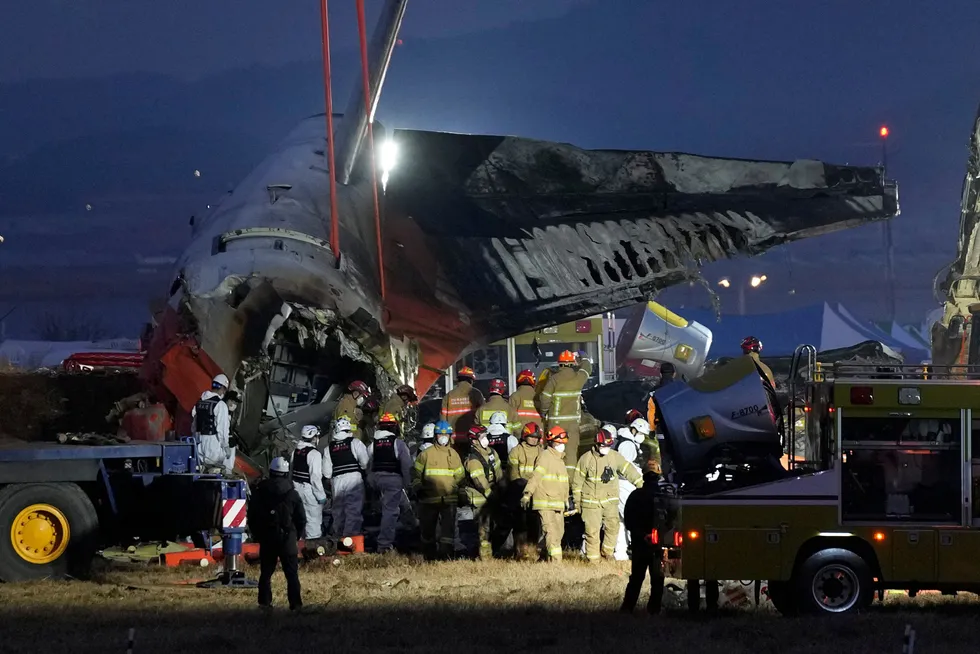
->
(292, 445), (314, 483)
(441, 381), (483, 433)
(330, 439), (361, 476)
(463, 444), (502, 508)
(572, 449), (643, 509)
(524, 448), (569, 511)
(538, 362), (593, 426)
(372, 436), (400, 474)
(194, 397), (219, 434)
(508, 441), (542, 482)
(412, 444), (465, 504)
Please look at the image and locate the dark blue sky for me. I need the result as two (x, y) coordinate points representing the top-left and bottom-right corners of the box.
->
(2, 0), (979, 336)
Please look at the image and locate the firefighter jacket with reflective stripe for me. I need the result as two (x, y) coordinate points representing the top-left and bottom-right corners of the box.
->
(523, 447), (569, 511)
(371, 435), (400, 474)
(572, 449), (642, 509)
(329, 439), (362, 476)
(411, 444), (465, 504)
(476, 394), (520, 434)
(538, 361), (593, 425)
(440, 381), (484, 433)
(508, 385), (542, 430)
(508, 441), (542, 482)
(292, 444), (314, 483)
(463, 443), (502, 508)
(334, 394), (363, 431)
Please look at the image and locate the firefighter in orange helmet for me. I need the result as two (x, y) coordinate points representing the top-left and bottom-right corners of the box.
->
(509, 369), (543, 431)
(508, 421), (543, 560)
(441, 366), (484, 437)
(520, 425), (571, 561)
(538, 350), (593, 473)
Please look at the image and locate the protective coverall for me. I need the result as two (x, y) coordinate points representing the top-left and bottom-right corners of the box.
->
(620, 472), (673, 615)
(572, 448), (643, 561)
(538, 360), (594, 470)
(334, 393), (364, 437)
(324, 435), (369, 537)
(522, 447), (569, 561)
(368, 429), (413, 552)
(476, 394), (520, 434)
(462, 439), (503, 559)
(412, 442), (465, 558)
(248, 474), (305, 610)
(441, 380), (484, 435)
(509, 384), (542, 431)
(291, 442), (327, 539)
(613, 435), (642, 560)
(508, 439), (542, 559)
(191, 391), (235, 473)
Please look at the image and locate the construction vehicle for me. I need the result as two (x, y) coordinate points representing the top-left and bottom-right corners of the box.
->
(654, 345), (980, 615)
(0, 436), (248, 583)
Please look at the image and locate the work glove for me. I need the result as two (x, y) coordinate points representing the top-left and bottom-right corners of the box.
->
(563, 509), (579, 517)
(520, 494), (531, 510)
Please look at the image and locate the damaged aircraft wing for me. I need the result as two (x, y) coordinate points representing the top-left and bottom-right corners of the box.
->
(382, 129), (899, 387)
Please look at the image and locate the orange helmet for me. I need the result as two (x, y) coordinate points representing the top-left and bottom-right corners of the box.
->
(457, 366), (475, 381)
(521, 422), (542, 440)
(558, 350), (576, 364)
(516, 369), (536, 386)
(547, 425), (569, 444)
(489, 378), (506, 395)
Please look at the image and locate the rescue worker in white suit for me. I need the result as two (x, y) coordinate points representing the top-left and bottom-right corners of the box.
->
(324, 417), (369, 538)
(613, 418), (649, 560)
(191, 373), (236, 473)
(417, 422), (436, 453)
(292, 425), (328, 539)
(368, 413), (413, 553)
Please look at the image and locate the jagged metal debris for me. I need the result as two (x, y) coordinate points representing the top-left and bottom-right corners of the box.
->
(385, 129), (899, 346)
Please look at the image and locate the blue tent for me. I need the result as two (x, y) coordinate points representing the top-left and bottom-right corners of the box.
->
(680, 303), (917, 359)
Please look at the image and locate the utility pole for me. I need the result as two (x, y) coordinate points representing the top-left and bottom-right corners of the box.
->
(880, 125), (897, 323)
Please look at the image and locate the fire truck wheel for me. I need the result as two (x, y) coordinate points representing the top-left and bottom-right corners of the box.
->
(0, 483), (99, 582)
(796, 548), (873, 615)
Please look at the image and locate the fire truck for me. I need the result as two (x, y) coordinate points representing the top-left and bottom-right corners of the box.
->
(654, 345), (980, 615)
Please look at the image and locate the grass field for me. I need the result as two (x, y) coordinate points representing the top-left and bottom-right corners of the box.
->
(1, 556), (979, 653)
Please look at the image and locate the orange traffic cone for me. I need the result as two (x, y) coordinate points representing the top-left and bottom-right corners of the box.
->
(350, 535), (365, 553)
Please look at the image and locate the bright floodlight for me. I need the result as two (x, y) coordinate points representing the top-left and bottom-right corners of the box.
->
(380, 140), (398, 174)
(717, 278), (730, 288)
(750, 275), (765, 288)
(880, 126), (889, 138)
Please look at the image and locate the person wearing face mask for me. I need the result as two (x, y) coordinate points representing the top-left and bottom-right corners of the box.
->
(417, 422), (436, 454)
(521, 426), (571, 562)
(324, 417), (369, 546)
(613, 419), (648, 560)
(509, 422), (543, 560)
(412, 420), (466, 560)
(461, 424), (503, 559)
(572, 426), (643, 562)
(334, 380), (370, 438)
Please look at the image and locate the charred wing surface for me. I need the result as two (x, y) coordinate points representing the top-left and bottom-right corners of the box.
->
(386, 130), (899, 342)
(934, 104), (980, 362)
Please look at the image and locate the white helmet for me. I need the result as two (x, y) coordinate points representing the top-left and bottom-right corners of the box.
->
(487, 423), (509, 437)
(301, 425), (320, 441)
(334, 417), (353, 439)
(630, 418), (651, 438)
(489, 411), (508, 425)
(212, 373), (230, 389)
(617, 427), (636, 444)
(270, 457), (289, 474)
(421, 423), (436, 441)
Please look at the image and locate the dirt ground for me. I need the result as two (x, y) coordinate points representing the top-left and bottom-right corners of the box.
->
(1, 556), (979, 654)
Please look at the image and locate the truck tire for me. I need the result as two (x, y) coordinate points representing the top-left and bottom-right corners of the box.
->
(795, 547), (872, 615)
(0, 483), (99, 582)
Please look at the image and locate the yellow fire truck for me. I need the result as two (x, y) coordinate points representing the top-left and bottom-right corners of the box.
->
(654, 345), (980, 615)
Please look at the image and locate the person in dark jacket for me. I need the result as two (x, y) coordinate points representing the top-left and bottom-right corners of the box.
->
(248, 456), (306, 611)
(620, 458), (674, 615)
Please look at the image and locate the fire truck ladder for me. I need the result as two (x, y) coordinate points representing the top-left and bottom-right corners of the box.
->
(787, 344), (817, 471)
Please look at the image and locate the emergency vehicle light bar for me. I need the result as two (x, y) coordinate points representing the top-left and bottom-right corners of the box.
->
(850, 386), (874, 405)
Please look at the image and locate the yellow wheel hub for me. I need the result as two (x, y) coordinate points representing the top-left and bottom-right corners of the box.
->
(10, 504), (70, 564)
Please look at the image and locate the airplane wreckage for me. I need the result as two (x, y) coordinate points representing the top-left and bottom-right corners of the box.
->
(137, 0), (899, 466)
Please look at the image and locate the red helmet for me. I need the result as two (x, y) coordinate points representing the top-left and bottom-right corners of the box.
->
(516, 369), (536, 387)
(348, 380), (370, 395)
(625, 409), (643, 424)
(488, 378), (506, 396)
(467, 424), (488, 440)
(558, 350), (576, 364)
(741, 336), (762, 355)
(457, 366), (475, 381)
(596, 426), (616, 447)
(547, 425), (569, 444)
(521, 422), (542, 440)
(396, 384), (418, 403)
